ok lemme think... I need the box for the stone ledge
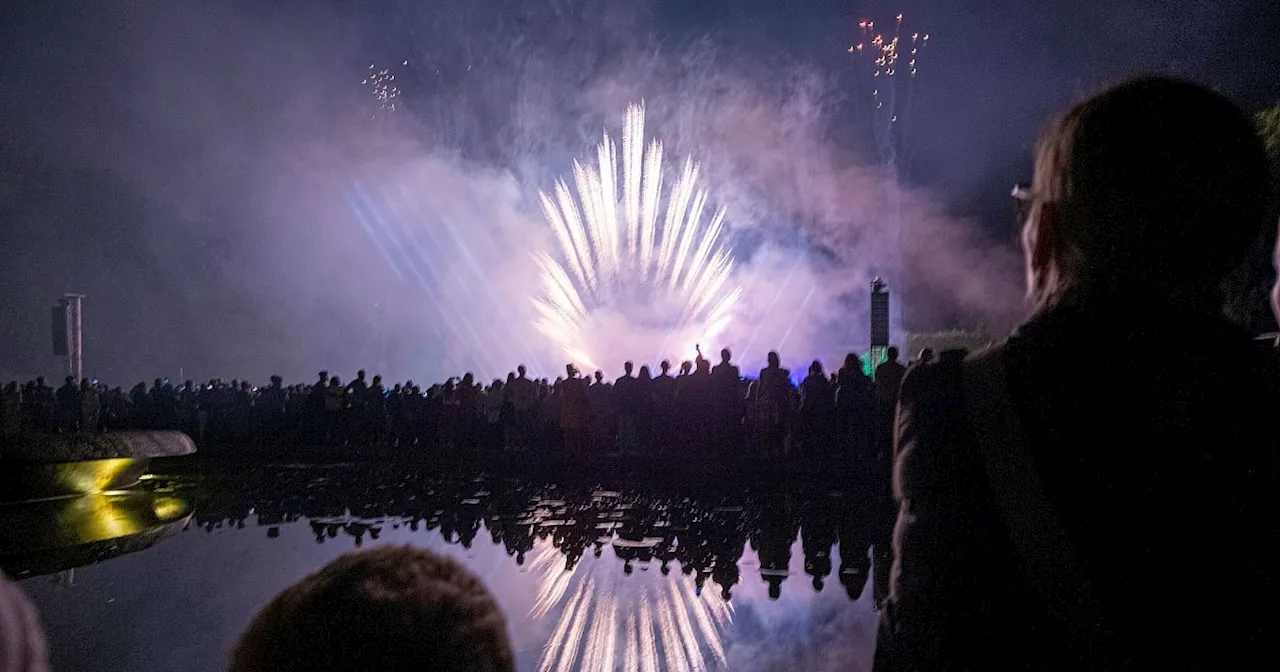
[0,431,196,464]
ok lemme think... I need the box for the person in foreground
[231,546,514,672]
[875,76,1278,670]
[0,573,50,672]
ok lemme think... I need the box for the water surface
[17,464,884,671]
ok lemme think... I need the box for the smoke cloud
[290,19,1024,381]
[0,0,1025,384]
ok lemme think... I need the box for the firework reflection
[533,541,734,671]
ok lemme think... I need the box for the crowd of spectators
[0,346,940,465]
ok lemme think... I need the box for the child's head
[231,546,513,672]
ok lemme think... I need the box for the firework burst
[362,61,405,114]
[847,13,929,173]
[534,102,741,370]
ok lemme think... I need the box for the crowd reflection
[177,465,892,604]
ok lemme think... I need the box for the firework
[534,102,741,370]
[849,14,928,80]
[362,62,404,115]
[847,13,929,172]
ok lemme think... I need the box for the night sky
[2,0,1277,383]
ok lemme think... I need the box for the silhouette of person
[367,375,388,444]
[635,365,655,449]
[836,353,874,470]
[307,371,328,444]
[455,373,481,451]
[681,356,713,457]
[878,77,1280,671]
[539,378,562,451]
[505,365,537,451]
[55,376,79,432]
[347,370,369,405]
[674,359,695,451]
[588,370,616,452]
[756,352,793,458]
[613,362,640,453]
[874,347,905,406]
[711,348,743,454]
[559,364,590,455]
[872,346,906,478]
[79,378,101,433]
[650,360,678,450]
[323,376,345,444]
[32,377,54,432]
[798,361,835,460]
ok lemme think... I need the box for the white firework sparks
[531,543,734,672]
[535,102,741,370]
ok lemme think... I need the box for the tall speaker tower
[868,278,890,372]
[52,294,85,381]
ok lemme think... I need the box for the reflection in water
[177,465,890,611]
[530,544,733,671]
[20,464,889,672]
[0,490,193,578]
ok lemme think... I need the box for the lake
[15,462,887,671]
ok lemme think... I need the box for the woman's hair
[1029,76,1269,310]
[230,546,514,672]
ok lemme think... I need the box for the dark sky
[1,0,1277,383]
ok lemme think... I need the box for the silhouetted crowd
[1,346,945,470]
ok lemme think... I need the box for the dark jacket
[878,295,1278,670]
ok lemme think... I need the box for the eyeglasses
[1011,183,1044,230]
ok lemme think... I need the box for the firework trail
[534,102,741,370]
[848,13,929,176]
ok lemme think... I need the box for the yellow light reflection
[1,491,191,554]
[151,496,188,520]
[1,490,193,579]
